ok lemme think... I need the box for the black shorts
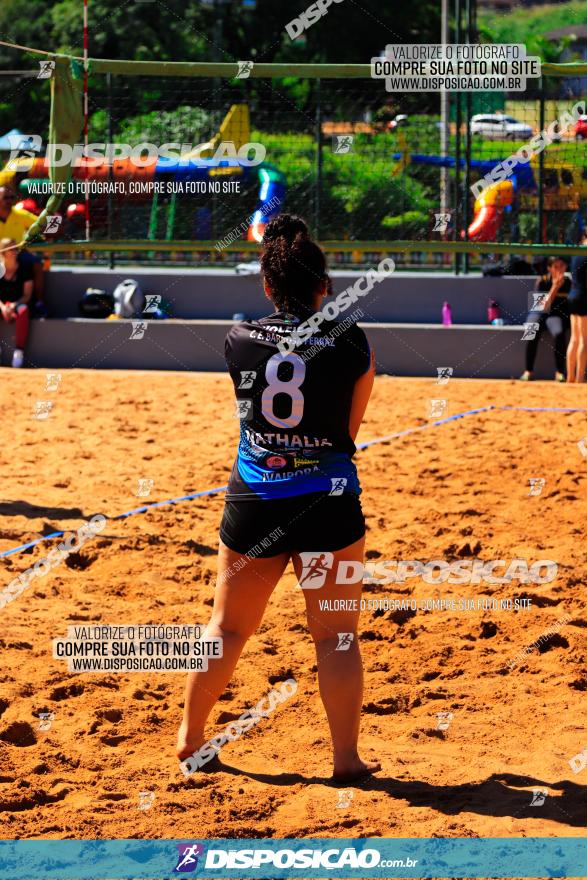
[220,492,365,557]
[568,296,587,317]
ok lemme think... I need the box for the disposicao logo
[174,843,205,873]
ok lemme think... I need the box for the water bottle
[488,299,500,323]
[442,301,452,326]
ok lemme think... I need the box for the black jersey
[225,310,371,500]
[0,259,33,303]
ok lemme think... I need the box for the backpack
[78,288,114,318]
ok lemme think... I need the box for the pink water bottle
[442,301,452,326]
[488,299,500,323]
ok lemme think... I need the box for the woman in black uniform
[520,256,570,382]
[177,215,380,782]
[567,231,587,383]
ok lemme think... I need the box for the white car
[470,114,533,140]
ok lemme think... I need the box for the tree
[0,0,441,138]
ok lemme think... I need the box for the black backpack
[78,288,114,318]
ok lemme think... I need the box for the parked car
[575,115,587,139]
[470,114,533,140]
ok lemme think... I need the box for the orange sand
[0,370,585,840]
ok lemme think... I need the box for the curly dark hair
[260,213,331,313]
[261,213,309,243]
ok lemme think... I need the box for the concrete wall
[0,318,558,379]
[0,268,555,378]
[45,267,536,324]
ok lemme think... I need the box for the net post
[440,0,450,238]
[463,0,474,274]
[83,0,90,243]
[315,77,322,239]
[107,70,115,270]
[453,0,462,275]
[537,77,545,245]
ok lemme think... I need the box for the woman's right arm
[542,273,563,312]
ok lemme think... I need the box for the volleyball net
[0,51,586,269]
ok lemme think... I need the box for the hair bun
[260,214,330,313]
[262,214,309,245]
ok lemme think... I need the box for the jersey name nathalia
[224,310,371,501]
[244,428,332,448]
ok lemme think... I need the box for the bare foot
[332,756,381,784]
[176,720,205,763]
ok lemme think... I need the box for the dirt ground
[0,370,585,841]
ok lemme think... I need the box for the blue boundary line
[1,404,585,561]
[0,486,229,559]
[356,405,495,450]
[501,405,587,413]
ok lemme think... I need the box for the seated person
[520,255,570,382]
[0,185,46,312]
[0,238,33,367]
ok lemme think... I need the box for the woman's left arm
[349,348,376,443]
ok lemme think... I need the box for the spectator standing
[567,232,587,383]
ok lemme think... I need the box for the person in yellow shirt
[0,185,46,311]
[0,188,37,239]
